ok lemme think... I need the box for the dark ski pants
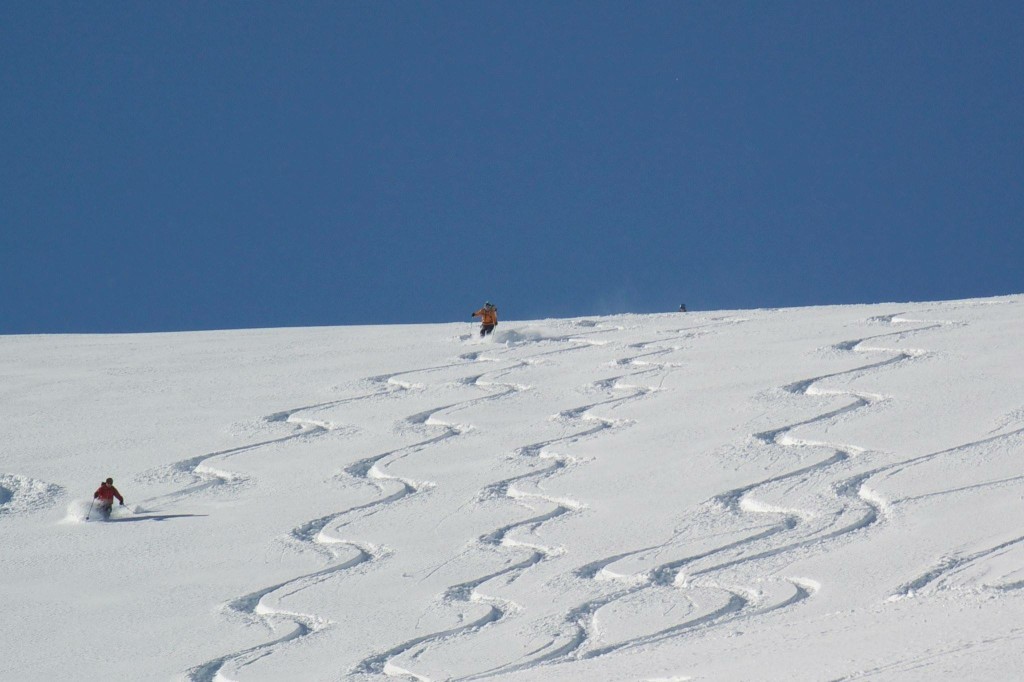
[480,324,495,337]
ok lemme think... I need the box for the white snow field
[2,296,1023,682]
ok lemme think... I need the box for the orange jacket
[473,306,498,326]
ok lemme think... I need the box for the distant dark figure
[679,303,687,312]
[472,302,498,337]
[93,477,125,519]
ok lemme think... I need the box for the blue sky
[2,2,1021,333]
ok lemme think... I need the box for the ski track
[186,325,626,680]
[182,359,500,680]
[457,313,961,678]
[886,430,1024,601]
[153,356,505,507]
[371,320,741,680]
[826,626,1024,682]
[180,310,997,680]
[353,324,661,678]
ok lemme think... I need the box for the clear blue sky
[2,2,1021,333]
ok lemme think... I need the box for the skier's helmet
[106,477,113,484]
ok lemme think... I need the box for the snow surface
[2,296,1024,681]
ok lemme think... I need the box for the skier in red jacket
[93,478,125,519]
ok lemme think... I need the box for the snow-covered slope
[2,296,1023,681]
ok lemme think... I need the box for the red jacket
[94,482,123,505]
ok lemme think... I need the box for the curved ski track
[185,326,629,681]
[455,313,962,678]
[885,425,1024,600]
[181,358,516,681]
[362,322,747,680]
[352,324,675,677]
[180,311,989,680]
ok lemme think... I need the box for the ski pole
[86,499,95,521]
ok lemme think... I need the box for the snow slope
[2,296,1023,681]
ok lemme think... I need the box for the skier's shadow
[104,513,208,523]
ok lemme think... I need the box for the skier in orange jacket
[472,302,498,337]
